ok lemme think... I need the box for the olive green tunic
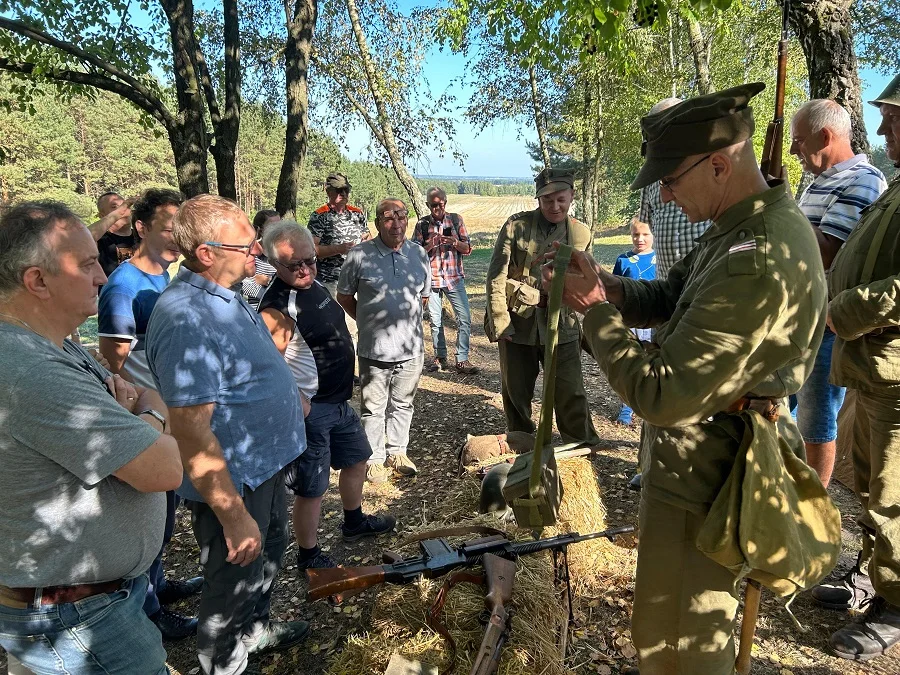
[829,174,900,606]
[485,210,599,445]
[582,184,826,674]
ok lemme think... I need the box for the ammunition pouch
[505,278,541,319]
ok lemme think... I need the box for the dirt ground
[3,233,899,675]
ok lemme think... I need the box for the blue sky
[340,49,894,178]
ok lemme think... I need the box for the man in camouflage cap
[307,173,371,340]
[822,73,900,662]
[546,83,827,673]
[484,168,600,448]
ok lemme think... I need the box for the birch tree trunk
[529,61,552,169]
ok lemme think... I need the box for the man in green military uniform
[485,169,599,447]
[545,84,827,673]
[823,74,900,661]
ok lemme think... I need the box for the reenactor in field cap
[821,74,900,662]
[545,83,833,673]
[484,167,600,449]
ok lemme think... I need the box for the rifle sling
[394,525,508,550]
[426,570,485,675]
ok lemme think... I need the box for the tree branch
[311,54,387,147]
[0,57,173,130]
[0,15,173,127]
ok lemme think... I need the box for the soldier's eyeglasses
[273,256,317,273]
[659,154,712,191]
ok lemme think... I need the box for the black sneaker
[296,550,337,571]
[812,563,875,611]
[246,621,311,655]
[157,576,203,605]
[830,596,900,661]
[342,513,397,542]
[151,607,198,640]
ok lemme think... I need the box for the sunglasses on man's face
[273,256,317,273]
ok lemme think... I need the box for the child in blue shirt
[612,218,656,425]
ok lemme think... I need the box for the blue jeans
[791,328,846,443]
[0,575,169,674]
[428,281,472,361]
[143,490,179,618]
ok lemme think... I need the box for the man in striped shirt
[789,99,887,494]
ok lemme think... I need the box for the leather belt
[0,579,124,609]
[725,396,781,422]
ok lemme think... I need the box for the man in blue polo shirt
[146,195,308,675]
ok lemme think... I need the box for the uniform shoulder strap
[861,192,900,284]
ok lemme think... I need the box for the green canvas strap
[528,243,574,498]
[861,192,900,284]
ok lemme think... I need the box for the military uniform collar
[536,211,566,231]
[373,236,410,257]
[698,181,788,241]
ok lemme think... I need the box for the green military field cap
[631,82,766,190]
[325,172,351,190]
[869,74,900,107]
[534,167,575,197]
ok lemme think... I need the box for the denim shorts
[792,329,846,443]
[0,574,168,674]
[284,400,372,498]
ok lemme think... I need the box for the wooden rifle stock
[760,0,790,180]
[305,565,386,601]
[470,554,516,675]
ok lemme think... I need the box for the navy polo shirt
[145,266,305,502]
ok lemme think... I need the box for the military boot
[812,555,875,611]
[829,596,900,661]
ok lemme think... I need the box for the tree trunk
[788,0,870,155]
[686,13,711,94]
[529,61,552,169]
[592,75,603,230]
[276,0,317,219]
[668,16,678,97]
[159,0,210,196]
[344,0,426,218]
[581,78,594,230]
[207,0,241,200]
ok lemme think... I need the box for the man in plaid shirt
[413,187,479,375]
[639,98,712,280]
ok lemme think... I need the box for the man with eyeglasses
[545,83,828,673]
[146,195,309,675]
[413,187,479,375]
[257,221,396,570]
[485,167,600,450]
[307,173,371,341]
[336,198,431,484]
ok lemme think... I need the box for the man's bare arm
[99,337,133,375]
[337,292,358,320]
[87,203,132,241]
[112,434,182,493]
[168,403,262,566]
[814,228,843,271]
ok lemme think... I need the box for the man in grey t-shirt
[0,201,182,675]
[337,198,431,483]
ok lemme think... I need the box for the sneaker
[615,412,633,426]
[424,358,440,373]
[366,462,391,484]
[342,513,397,542]
[157,576,203,605]
[830,596,900,661]
[627,473,642,491]
[812,562,875,611]
[246,621,311,655]
[151,607,198,640]
[455,360,479,375]
[386,453,418,476]
[296,550,337,570]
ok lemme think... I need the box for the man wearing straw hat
[545,83,828,673]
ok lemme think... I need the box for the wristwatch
[138,409,167,433]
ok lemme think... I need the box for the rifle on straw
[736,5,790,675]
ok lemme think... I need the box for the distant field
[448,194,537,246]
